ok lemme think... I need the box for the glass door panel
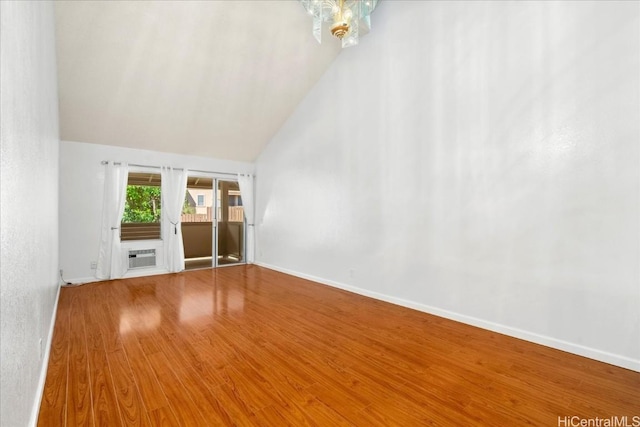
[217,180,244,265]
[182,177,214,270]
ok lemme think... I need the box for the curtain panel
[96,161,129,280]
[161,166,188,273]
[237,174,255,264]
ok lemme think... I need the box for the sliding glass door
[182,177,245,270]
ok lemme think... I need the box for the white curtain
[237,174,255,263]
[96,161,129,280]
[161,166,188,272]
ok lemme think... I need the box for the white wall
[256,1,639,370]
[0,2,61,426]
[59,140,254,282]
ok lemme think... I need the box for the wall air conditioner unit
[128,249,156,269]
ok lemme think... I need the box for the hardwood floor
[38,265,639,426]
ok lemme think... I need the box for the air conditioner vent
[128,249,156,269]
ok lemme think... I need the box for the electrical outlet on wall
[90,261,97,270]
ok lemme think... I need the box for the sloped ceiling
[54,1,342,162]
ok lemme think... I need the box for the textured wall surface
[256,1,639,369]
[0,1,60,425]
[59,140,254,282]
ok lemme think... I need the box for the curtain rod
[100,160,245,177]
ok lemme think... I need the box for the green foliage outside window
[182,198,195,215]
[122,186,161,223]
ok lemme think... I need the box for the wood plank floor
[38,265,640,426]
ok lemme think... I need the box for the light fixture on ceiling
[299,0,379,48]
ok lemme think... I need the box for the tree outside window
[122,185,161,223]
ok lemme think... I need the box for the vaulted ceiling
[54,1,342,162]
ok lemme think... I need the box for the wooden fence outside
[181,206,244,223]
[181,213,211,223]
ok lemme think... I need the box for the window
[197,194,205,207]
[121,172,162,241]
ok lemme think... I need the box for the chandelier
[298,0,379,48]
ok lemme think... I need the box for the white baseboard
[29,283,61,427]
[123,267,171,279]
[66,276,100,285]
[256,262,640,373]
[67,267,172,285]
